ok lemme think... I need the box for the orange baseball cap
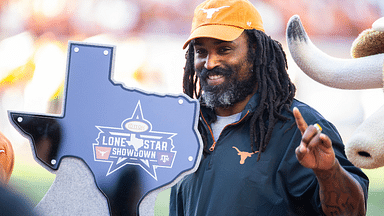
[183,0,265,49]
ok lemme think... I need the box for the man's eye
[219,47,231,53]
[195,49,206,55]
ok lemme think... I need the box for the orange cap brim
[183,25,244,49]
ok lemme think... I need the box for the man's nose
[204,53,220,70]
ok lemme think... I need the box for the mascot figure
[287,15,384,169]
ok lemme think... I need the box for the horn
[286,15,384,90]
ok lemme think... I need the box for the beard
[198,66,257,109]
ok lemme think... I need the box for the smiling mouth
[208,75,223,80]
[207,74,225,85]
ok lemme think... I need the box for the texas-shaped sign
[9,41,202,215]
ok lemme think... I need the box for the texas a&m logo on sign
[93,100,177,180]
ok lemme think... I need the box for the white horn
[286,15,384,90]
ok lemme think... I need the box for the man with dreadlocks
[169,0,368,215]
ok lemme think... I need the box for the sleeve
[325,119,370,208]
[301,105,369,211]
[282,103,369,214]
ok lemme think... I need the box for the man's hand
[293,107,366,215]
[293,107,336,171]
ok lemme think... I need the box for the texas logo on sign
[93,100,177,180]
[9,41,202,215]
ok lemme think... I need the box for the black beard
[198,67,256,109]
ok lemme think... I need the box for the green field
[8,158,384,215]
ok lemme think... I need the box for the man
[170,0,369,215]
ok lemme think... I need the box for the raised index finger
[293,107,308,135]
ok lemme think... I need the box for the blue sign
[9,42,202,215]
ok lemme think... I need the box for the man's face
[193,32,256,109]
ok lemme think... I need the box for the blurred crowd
[1,0,383,40]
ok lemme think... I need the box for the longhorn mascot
[287,15,384,169]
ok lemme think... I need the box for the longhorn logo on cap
[200,6,230,19]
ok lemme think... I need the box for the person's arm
[313,159,365,215]
[293,107,366,215]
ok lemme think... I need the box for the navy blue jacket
[169,93,369,215]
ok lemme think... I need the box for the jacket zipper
[200,110,250,151]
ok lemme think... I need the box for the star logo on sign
[93,100,177,180]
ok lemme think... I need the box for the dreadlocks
[183,29,296,160]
